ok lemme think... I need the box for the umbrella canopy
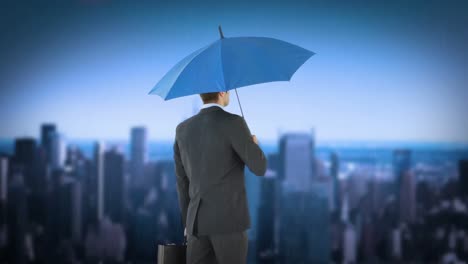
[148,26,314,116]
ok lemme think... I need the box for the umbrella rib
[163,42,217,99]
[218,41,226,91]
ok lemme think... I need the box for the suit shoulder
[177,112,200,127]
[223,111,243,122]
[175,118,190,132]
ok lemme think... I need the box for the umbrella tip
[218,25,224,39]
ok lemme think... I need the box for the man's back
[173,105,267,236]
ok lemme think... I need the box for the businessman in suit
[173,90,267,264]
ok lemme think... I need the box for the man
[173,90,267,264]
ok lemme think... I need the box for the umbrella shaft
[234,88,244,119]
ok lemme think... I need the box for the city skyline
[1,120,468,263]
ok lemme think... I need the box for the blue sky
[1,0,467,143]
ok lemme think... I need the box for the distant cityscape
[1,123,468,263]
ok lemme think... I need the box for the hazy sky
[1,0,467,143]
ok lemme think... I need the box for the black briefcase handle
[157,242,187,264]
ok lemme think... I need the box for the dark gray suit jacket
[173,105,267,236]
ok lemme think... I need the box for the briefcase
[157,243,187,264]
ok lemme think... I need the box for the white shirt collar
[201,103,224,109]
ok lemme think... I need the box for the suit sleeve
[230,116,267,176]
[173,136,190,227]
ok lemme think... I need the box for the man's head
[199,91,230,107]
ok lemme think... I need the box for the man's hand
[252,135,258,145]
[184,227,187,237]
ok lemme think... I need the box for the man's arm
[230,116,267,176]
[173,137,190,228]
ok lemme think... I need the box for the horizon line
[1,137,468,148]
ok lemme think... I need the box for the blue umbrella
[148,26,314,118]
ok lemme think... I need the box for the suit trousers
[186,230,248,264]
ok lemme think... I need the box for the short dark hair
[199,92,220,103]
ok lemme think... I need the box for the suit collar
[199,105,224,114]
[200,102,224,109]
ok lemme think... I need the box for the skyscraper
[104,148,125,224]
[130,127,147,186]
[246,167,262,244]
[347,172,369,211]
[279,189,330,263]
[393,149,411,191]
[278,133,315,191]
[13,138,37,190]
[393,149,413,223]
[7,172,28,264]
[48,168,64,248]
[59,177,82,243]
[267,153,279,172]
[94,141,105,221]
[343,223,357,263]
[0,156,7,204]
[29,142,49,227]
[330,152,341,214]
[459,160,468,197]
[154,159,184,244]
[40,123,56,164]
[256,172,278,263]
[154,159,176,192]
[309,181,331,262]
[14,138,36,166]
[399,170,416,223]
[277,132,329,263]
[50,132,66,170]
[0,156,8,230]
[48,168,83,245]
